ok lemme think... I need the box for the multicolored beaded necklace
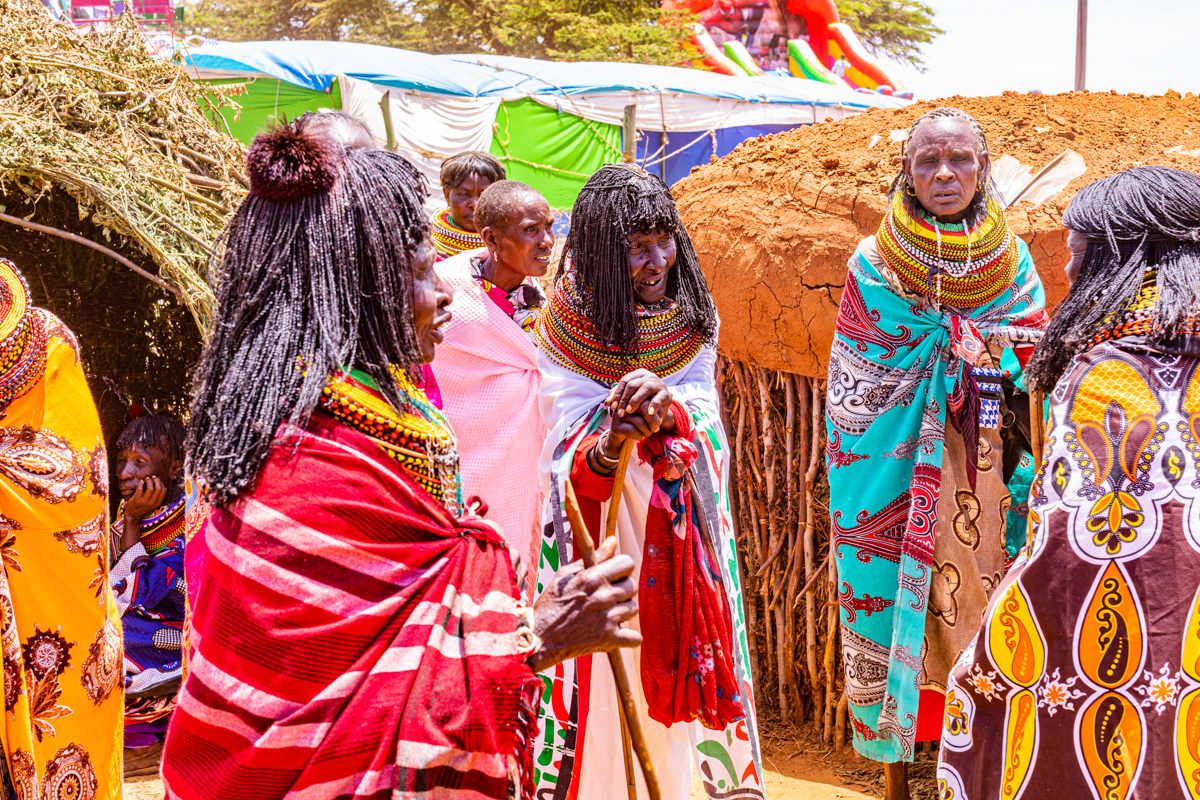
[115,493,187,555]
[317,367,462,515]
[535,255,706,385]
[0,259,48,410]
[431,208,484,258]
[876,193,1018,309]
[1076,270,1200,353]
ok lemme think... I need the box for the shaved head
[475,180,546,232]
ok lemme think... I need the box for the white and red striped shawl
[162,411,540,800]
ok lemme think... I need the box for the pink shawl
[431,249,545,569]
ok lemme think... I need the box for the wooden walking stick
[604,438,636,543]
[563,478,662,800]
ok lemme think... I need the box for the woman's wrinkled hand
[527,537,641,673]
[601,370,676,453]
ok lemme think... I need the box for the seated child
[430,151,506,259]
[111,412,200,752]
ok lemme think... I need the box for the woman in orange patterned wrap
[0,257,122,799]
[938,166,1200,800]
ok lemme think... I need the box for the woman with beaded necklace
[825,107,1049,798]
[533,164,762,800]
[939,166,1200,800]
[162,113,643,800]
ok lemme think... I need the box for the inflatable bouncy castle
[666,0,910,96]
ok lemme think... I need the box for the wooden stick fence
[717,356,846,742]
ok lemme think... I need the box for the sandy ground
[121,720,943,800]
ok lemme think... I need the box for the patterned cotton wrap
[825,227,1046,763]
[938,341,1200,800]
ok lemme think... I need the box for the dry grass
[0,0,249,333]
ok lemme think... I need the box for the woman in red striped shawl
[162,112,641,800]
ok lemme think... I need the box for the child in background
[430,152,506,259]
[111,412,204,771]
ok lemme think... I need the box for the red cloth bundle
[637,405,744,730]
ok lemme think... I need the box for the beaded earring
[905,181,917,198]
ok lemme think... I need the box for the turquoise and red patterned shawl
[825,234,1047,762]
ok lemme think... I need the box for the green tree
[181,0,399,42]
[835,0,942,69]
[182,0,694,65]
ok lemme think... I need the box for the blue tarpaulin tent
[184,41,907,207]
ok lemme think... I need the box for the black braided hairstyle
[1024,166,1200,393]
[563,164,718,355]
[187,114,429,507]
[889,106,1000,228]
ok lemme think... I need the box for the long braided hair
[1024,166,1200,393]
[563,164,718,355]
[187,115,429,506]
[889,107,1000,228]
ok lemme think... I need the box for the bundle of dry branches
[718,356,848,747]
[0,0,248,332]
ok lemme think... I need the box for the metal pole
[1075,0,1088,91]
[622,103,637,164]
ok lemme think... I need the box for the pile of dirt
[674,91,1200,375]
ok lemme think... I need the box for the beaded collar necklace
[1076,271,1200,354]
[876,193,1018,309]
[317,367,462,515]
[0,259,48,410]
[115,493,187,555]
[431,208,484,258]
[534,255,706,385]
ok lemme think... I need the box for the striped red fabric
[162,411,539,800]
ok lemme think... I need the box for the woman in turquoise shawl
[825,107,1049,798]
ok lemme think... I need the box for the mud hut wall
[719,358,845,738]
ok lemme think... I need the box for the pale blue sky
[884,0,1200,99]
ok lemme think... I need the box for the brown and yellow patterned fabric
[0,259,122,800]
[921,417,1011,702]
[939,341,1200,799]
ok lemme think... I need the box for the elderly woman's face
[410,239,453,364]
[628,228,676,305]
[903,117,990,224]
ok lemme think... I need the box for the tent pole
[380,90,398,152]
[622,104,637,164]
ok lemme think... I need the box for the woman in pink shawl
[431,180,554,565]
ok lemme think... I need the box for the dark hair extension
[562,164,718,355]
[888,106,999,228]
[474,180,542,233]
[1025,166,1200,392]
[187,121,430,507]
[440,152,506,190]
[117,413,186,467]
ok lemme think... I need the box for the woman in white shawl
[532,164,762,800]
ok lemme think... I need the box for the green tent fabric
[489,98,621,211]
[201,78,340,144]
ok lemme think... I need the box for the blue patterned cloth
[825,236,1045,762]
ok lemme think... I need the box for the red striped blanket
[161,411,540,800]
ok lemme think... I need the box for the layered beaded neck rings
[318,367,462,515]
[0,259,48,411]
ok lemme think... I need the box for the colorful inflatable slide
[666,0,910,96]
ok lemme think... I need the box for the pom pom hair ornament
[246,125,346,203]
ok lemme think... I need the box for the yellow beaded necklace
[318,367,462,515]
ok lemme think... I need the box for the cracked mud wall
[675,91,1200,376]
